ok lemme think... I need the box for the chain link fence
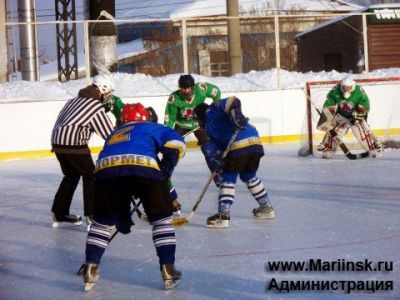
[4,12,400,88]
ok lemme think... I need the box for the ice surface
[0,144,399,299]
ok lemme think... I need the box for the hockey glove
[102,95,114,112]
[116,218,134,235]
[230,108,249,130]
[351,110,367,124]
[159,159,175,180]
[210,154,224,175]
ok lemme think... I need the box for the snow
[6,0,362,63]
[1,2,399,297]
[2,68,400,102]
[0,144,399,299]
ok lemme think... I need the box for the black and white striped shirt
[51,96,114,146]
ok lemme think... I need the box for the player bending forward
[165,74,224,187]
[317,75,383,158]
[78,103,186,291]
[193,96,275,228]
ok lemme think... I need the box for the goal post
[299,76,400,156]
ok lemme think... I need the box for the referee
[51,76,114,227]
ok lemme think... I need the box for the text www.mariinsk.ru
[266,259,393,272]
[265,259,394,294]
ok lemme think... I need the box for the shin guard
[85,219,114,264]
[150,215,176,265]
[246,177,269,206]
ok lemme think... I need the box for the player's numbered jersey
[164,82,221,129]
[206,97,264,158]
[95,122,185,180]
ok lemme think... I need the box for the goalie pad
[316,107,335,132]
[350,120,383,157]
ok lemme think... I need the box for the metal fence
[4,12,399,88]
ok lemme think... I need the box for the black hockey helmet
[193,103,209,128]
[146,106,158,123]
[178,74,195,88]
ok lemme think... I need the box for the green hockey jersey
[164,82,221,129]
[323,85,370,119]
[103,95,125,127]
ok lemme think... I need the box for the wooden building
[295,4,400,73]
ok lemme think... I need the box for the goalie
[317,76,383,158]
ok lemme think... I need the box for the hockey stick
[302,88,369,160]
[327,129,369,160]
[131,197,148,221]
[172,129,240,226]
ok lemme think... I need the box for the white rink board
[0,86,398,153]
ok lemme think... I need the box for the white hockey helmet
[93,74,115,95]
[340,75,355,98]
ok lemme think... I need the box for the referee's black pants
[51,152,95,217]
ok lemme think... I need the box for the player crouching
[317,76,383,159]
[78,103,186,291]
[193,96,275,228]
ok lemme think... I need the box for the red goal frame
[304,76,400,155]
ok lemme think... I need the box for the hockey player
[317,75,383,158]
[164,74,223,187]
[92,74,125,127]
[51,80,114,227]
[193,96,275,228]
[78,103,185,291]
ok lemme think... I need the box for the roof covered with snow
[295,3,400,40]
[116,0,361,20]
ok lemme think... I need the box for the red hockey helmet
[121,103,149,124]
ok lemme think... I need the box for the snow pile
[1,68,400,102]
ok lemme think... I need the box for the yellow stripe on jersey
[229,137,262,151]
[95,154,160,172]
[224,96,237,114]
[164,140,186,160]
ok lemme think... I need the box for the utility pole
[55,0,79,82]
[0,0,8,83]
[18,0,38,81]
[227,0,242,75]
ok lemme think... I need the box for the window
[210,51,229,77]
[118,63,136,74]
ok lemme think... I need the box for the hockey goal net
[299,77,400,156]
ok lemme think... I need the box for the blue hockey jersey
[95,121,186,180]
[205,97,264,157]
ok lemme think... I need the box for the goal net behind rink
[298,77,400,157]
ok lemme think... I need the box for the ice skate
[52,213,82,228]
[77,263,100,292]
[317,144,334,159]
[369,143,383,158]
[253,204,275,219]
[86,216,93,232]
[161,264,181,290]
[206,213,230,228]
[172,199,181,216]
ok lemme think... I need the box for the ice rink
[0,144,399,300]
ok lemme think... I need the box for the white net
[299,77,400,156]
